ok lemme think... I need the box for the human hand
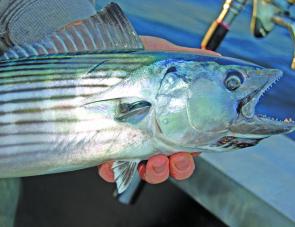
[140,35,219,55]
[98,36,218,184]
[98,152,200,184]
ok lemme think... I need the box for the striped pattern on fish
[0,52,157,177]
[0,2,294,195]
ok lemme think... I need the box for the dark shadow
[15,168,226,227]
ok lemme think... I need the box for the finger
[143,155,169,184]
[169,152,195,180]
[98,161,115,183]
[140,35,220,56]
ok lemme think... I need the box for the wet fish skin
[0,52,156,178]
[0,51,294,179]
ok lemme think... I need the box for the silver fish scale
[0,53,155,178]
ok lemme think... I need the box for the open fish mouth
[232,69,295,137]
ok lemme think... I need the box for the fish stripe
[0,63,145,74]
[0,119,80,126]
[0,64,93,73]
[0,88,106,104]
[0,75,122,86]
[0,130,104,137]
[0,77,115,89]
[1,99,80,112]
[0,128,121,153]
[0,106,75,115]
[0,94,93,104]
[0,70,129,81]
[0,53,151,65]
[0,56,153,69]
[0,122,120,134]
[0,59,149,70]
[0,142,52,148]
[0,84,109,95]
[1,114,93,125]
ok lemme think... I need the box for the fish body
[0,3,294,193]
[0,52,156,177]
[0,51,294,179]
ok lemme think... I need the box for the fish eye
[224,70,244,91]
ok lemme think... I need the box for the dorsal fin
[1,3,143,60]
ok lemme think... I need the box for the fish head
[154,58,295,151]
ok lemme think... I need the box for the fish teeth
[284,118,294,123]
[260,115,295,123]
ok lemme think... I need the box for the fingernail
[175,157,189,171]
[152,159,168,174]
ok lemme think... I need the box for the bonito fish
[0,3,294,193]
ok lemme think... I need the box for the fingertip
[144,155,169,184]
[98,162,115,183]
[148,155,169,174]
[169,153,195,180]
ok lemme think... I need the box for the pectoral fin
[115,101,151,124]
[112,160,141,194]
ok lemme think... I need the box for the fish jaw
[237,68,282,118]
[231,68,295,137]
[230,115,295,139]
